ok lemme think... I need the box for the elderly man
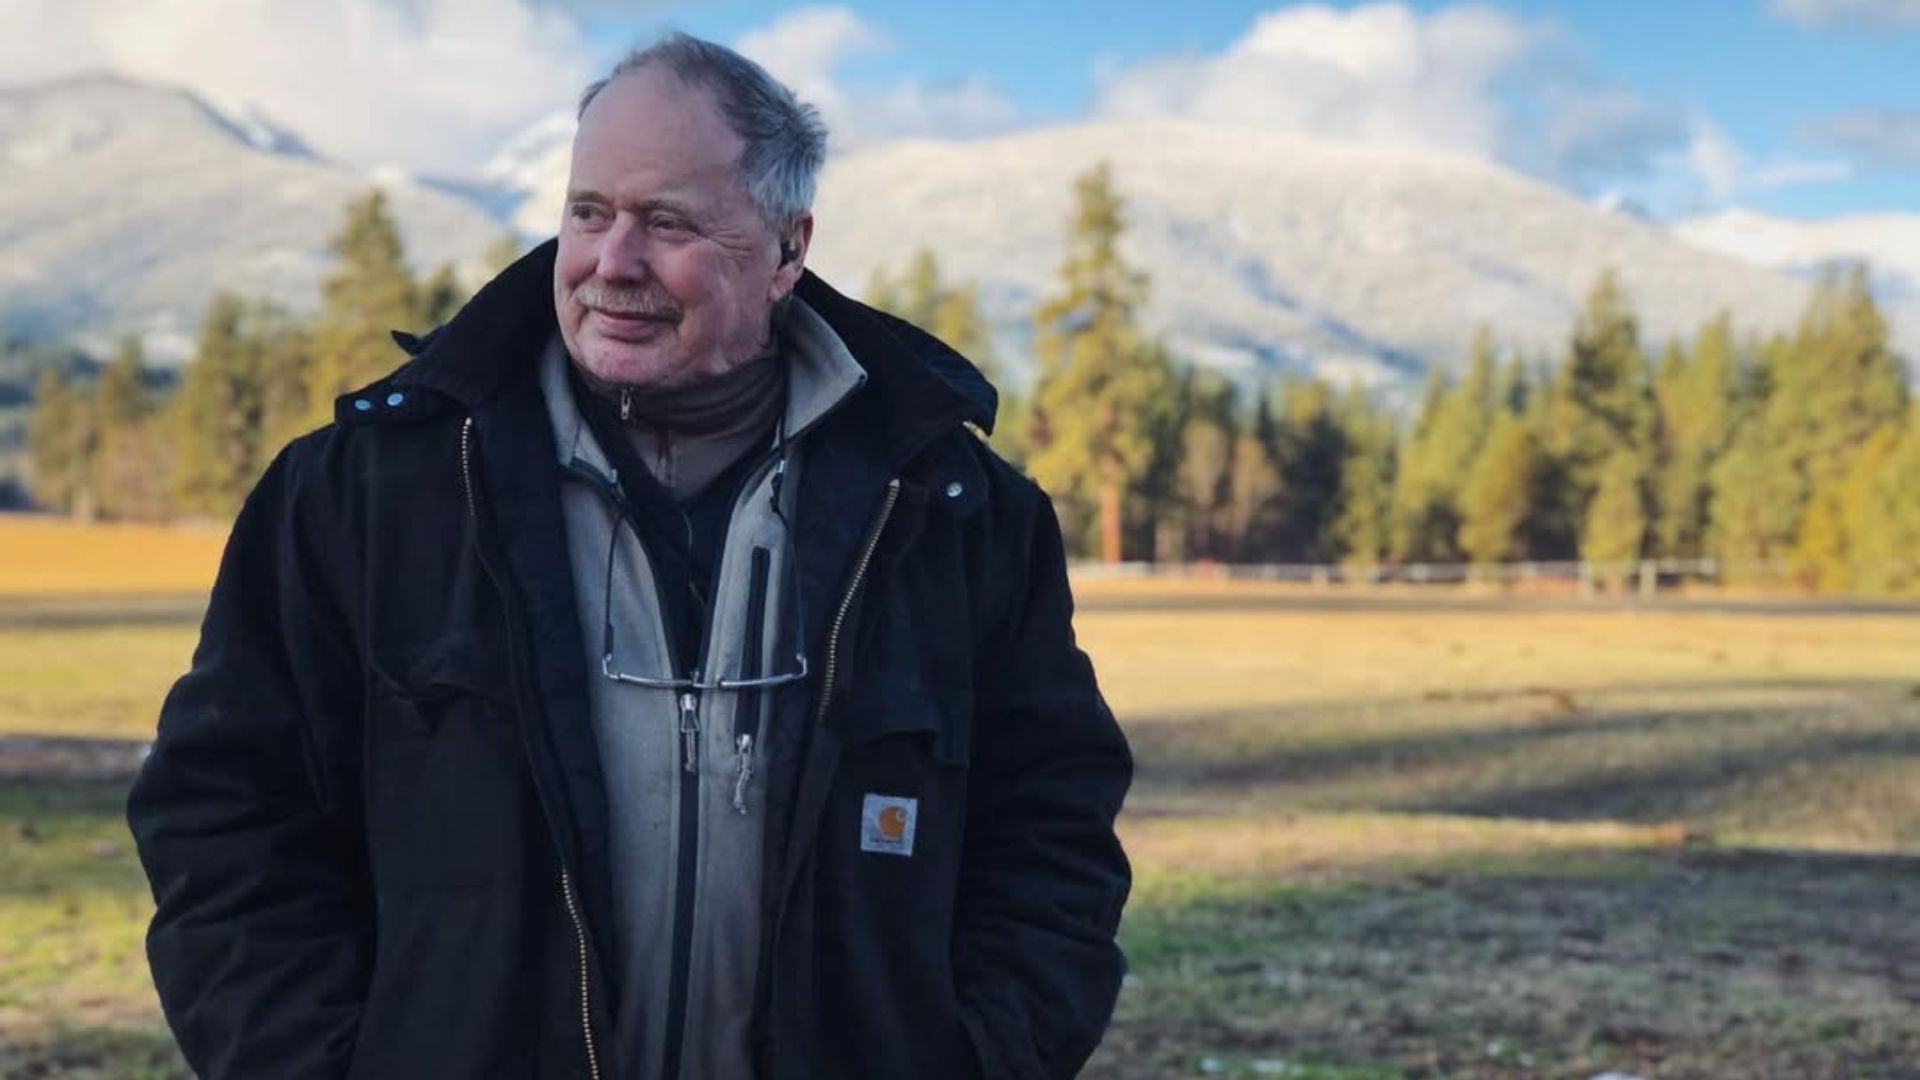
[129,32,1131,1080]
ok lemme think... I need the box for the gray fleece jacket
[540,299,866,1079]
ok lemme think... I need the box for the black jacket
[128,242,1133,1079]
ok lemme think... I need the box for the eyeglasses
[599,451,811,693]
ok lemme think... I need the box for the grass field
[2,560,1918,1077]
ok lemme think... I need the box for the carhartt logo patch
[860,794,917,857]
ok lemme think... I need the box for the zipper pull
[678,691,700,774]
[620,387,633,423]
[732,733,755,815]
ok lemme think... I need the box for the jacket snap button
[944,482,964,499]
[386,392,405,407]
[353,399,372,412]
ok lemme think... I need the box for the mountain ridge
[2,74,1900,386]
[0,75,505,363]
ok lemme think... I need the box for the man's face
[555,65,810,389]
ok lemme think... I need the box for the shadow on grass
[0,593,208,630]
[0,1023,186,1079]
[1094,846,1920,1080]
[1127,680,1920,844]
[0,777,147,898]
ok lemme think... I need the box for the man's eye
[568,204,608,226]
[650,216,693,236]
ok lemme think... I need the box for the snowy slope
[1674,209,1920,362]
[479,109,575,239]
[795,122,1816,385]
[0,74,507,363]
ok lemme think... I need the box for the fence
[1070,557,1798,598]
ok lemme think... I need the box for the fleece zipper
[559,452,708,1080]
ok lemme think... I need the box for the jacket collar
[375,238,997,466]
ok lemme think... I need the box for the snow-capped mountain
[0,74,507,363]
[1,74,1879,387]
[479,109,575,239]
[1673,209,1920,359]
[795,122,1824,385]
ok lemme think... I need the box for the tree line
[864,164,1916,594]
[27,193,514,521]
[22,169,1920,594]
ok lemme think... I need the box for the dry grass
[0,515,227,597]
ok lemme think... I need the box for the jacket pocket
[365,634,529,892]
[830,584,973,768]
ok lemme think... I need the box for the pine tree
[91,337,171,520]
[420,264,466,327]
[1330,386,1396,566]
[1839,421,1918,594]
[254,305,316,460]
[931,282,996,381]
[1652,314,1740,558]
[1582,448,1650,567]
[1756,266,1909,543]
[898,249,942,327]
[1391,367,1450,559]
[174,294,268,518]
[1539,272,1656,553]
[1392,327,1498,561]
[1225,392,1284,561]
[1709,421,1796,573]
[1458,411,1537,564]
[25,368,96,517]
[305,190,424,426]
[1791,486,1850,592]
[1175,374,1236,560]
[1026,163,1174,562]
[864,266,900,318]
[1268,375,1348,562]
[865,248,997,380]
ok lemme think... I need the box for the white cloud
[1091,2,1692,192]
[0,0,596,175]
[1096,4,1534,161]
[1746,157,1855,188]
[1688,123,1746,201]
[732,5,1020,146]
[1767,0,1920,27]
[733,5,887,113]
[1803,109,1920,171]
[855,78,1022,141]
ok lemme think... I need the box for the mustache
[574,280,682,320]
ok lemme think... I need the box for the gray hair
[579,32,828,232]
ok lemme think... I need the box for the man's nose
[594,214,652,284]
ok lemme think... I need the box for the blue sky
[4,0,1914,220]
[572,0,1920,219]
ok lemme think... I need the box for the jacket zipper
[813,479,903,726]
[560,869,604,1080]
[463,417,604,1080]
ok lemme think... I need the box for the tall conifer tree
[1026,163,1173,562]
[305,191,424,425]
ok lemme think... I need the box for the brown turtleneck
[571,342,788,502]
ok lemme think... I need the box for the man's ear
[770,213,814,302]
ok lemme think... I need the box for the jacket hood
[351,239,998,459]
